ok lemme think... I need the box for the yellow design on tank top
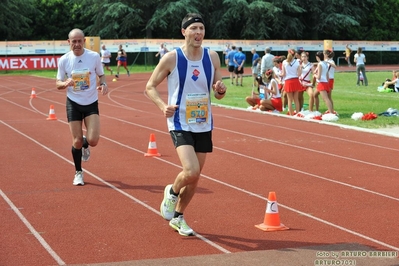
[185,92,209,124]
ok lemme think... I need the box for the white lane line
[216,127,399,172]
[0,189,66,265]
[0,120,231,255]
[3,120,398,252]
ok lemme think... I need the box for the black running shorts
[170,130,213,153]
[66,97,99,122]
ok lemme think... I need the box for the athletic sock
[170,186,179,197]
[72,146,82,171]
[83,137,89,149]
[174,211,183,218]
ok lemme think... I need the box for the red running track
[0,71,398,266]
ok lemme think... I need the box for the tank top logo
[192,69,200,81]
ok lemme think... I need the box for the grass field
[219,71,399,129]
[1,67,399,129]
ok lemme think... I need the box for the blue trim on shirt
[202,48,212,92]
[202,48,213,129]
[174,48,187,130]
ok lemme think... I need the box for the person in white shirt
[299,51,314,111]
[313,51,334,114]
[354,47,368,86]
[100,44,113,74]
[260,47,274,78]
[155,43,169,61]
[56,28,108,186]
[281,49,301,115]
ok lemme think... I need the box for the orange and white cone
[144,133,161,157]
[255,191,289,231]
[30,88,37,98]
[46,105,57,121]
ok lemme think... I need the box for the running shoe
[169,215,194,236]
[81,136,90,162]
[127,70,130,77]
[160,184,178,220]
[73,171,84,186]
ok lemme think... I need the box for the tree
[0,0,393,41]
[146,0,202,39]
[31,0,78,41]
[296,0,377,40]
[72,0,144,39]
[354,0,399,41]
[0,0,38,40]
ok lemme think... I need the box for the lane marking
[2,119,399,253]
[0,120,231,255]
[0,189,66,265]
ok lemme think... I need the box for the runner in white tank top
[145,13,227,237]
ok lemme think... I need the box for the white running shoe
[160,184,178,221]
[81,136,90,162]
[73,171,84,186]
[169,215,194,236]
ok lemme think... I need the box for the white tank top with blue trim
[166,47,215,132]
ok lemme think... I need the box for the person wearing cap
[145,13,227,237]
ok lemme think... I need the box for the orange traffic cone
[46,105,57,120]
[144,133,161,157]
[30,88,37,98]
[255,191,289,231]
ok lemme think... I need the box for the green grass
[2,68,399,129]
[219,71,399,129]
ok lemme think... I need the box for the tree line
[1,0,399,42]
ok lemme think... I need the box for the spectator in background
[281,49,301,115]
[260,47,274,78]
[115,44,130,78]
[344,44,353,67]
[155,43,169,61]
[251,48,260,86]
[100,44,113,75]
[223,44,231,66]
[382,70,399,92]
[246,75,266,110]
[259,69,282,112]
[359,71,364,85]
[233,47,246,86]
[272,56,286,110]
[325,49,336,110]
[299,51,314,111]
[354,47,368,86]
[226,45,237,85]
[313,51,334,114]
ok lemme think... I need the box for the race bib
[186,93,208,124]
[71,68,90,91]
[259,85,266,100]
